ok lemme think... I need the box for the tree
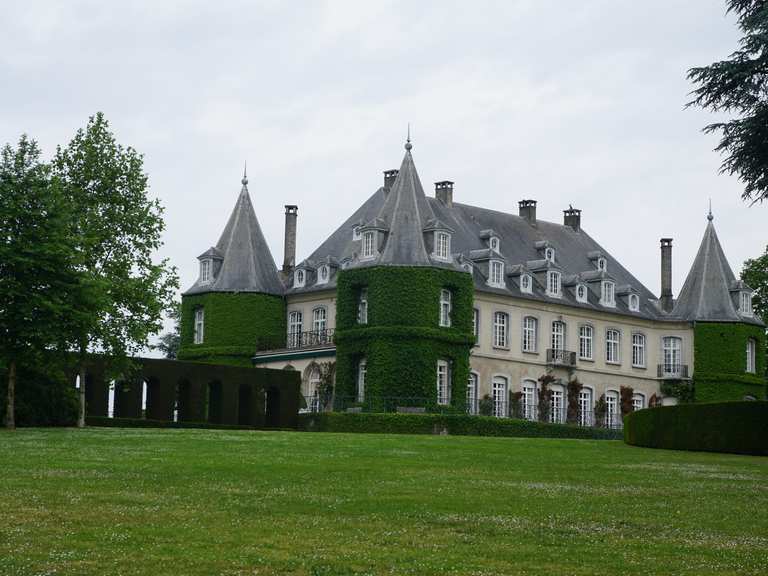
[742,246,768,375]
[153,302,181,359]
[53,113,178,426]
[687,1,768,203]
[0,136,87,429]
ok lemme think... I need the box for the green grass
[1,429,766,575]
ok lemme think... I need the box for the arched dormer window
[600,280,615,307]
[740,291,753,316]
[434,231,451,260]
[545,247,555,263]
[629,293,640,312]
[317,265,329,285]
[488,260,505,288]
[490,236,500,253]
[576,284,588,303]
[546,271,561,298]
[597,257,607,271]
[520,274,532,294]
[294,269,306,288]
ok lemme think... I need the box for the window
[200,260,211,283]
[606,329,620,364]
[551,321,566,352]
[662,336,682,375]
[550,385,564,423]
[308,367,321,412]
[547,271,561,297]
[746,338,756,374]
[472,308,479,344]
[313,308,327,343]
[741,292,753,316]
[522,316,538,352]
[357,288,368,324]
[629,294,640,312]
[288,310,303,348]
[493,312,509,348]
[490,237,500,252]
[597,257,607,271]
[357,359,367,402]
[605,391,619,428]
[520,274,532,294]
[436,360,451,405]
[362,231,376,258]
[318,266,329,284]
[576,284,588,303]
[439,289,452,327]
[631,333,646,368]
[601,280,615,307]
[294,269,305,288]
[193,308,204,344]
[632,393,645,412]
[467,373,478,415]
[492,376,508,418]
[579,325,593,360]
[435,232,451,260]
[545,247,555,262]
[522,380,537,420]
[489,260,505,287]
[353,225,361,240]
[578,388,593,426]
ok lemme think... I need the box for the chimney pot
[563,207,581,231]
[660,238,673,312]
[435,180,454,207]
[519,199,537,224]
[282,205,298,274]
[383,169,399,190]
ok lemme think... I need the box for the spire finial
[405,123,412,151]
[242,161,248,186]
[707,198,713,221]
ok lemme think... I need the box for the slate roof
[671,216,762,325]
[184,177,284,296]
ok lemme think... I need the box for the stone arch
[206,380,224,424]
[265,386,281,427]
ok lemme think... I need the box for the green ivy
[178,292,285,366]
[693,322,766,401]
[335,266,474,412]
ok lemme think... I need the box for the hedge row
[298,412,622,440]
[624,401,768,456]
[86,416,260,431]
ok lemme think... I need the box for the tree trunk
[5,360,16,430]
[78,362,86,428]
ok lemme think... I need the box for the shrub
[0,367,78,427]
[298,412,622,440]
[86,416,261,430]
[623,401,768,456]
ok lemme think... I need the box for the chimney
[563,207,581,231]
[283,205,298,274]
[384,169,399,190]
[519,200,537,224]
[435,181,454,207]
[660,238,673,312]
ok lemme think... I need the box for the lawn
[0,429,766,576]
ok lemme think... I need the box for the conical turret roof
[184,174,284,296]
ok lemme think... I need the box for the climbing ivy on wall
[335,266,474,412]
[693,322,766,401]
[178,292,286,367]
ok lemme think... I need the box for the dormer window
[317,265,329,284]
[576,284,588,303]
[520,274,532,294]
[490,237,500,253]
[200,259,212,284]
[294,269,306,288]
[488,260,505,288]
[362,231,376,259]
[547,271,561,298]
[435,231,451,260]
[597,257,607,271]
[353,225,362,240]
[629,294,640,312]
[545,247,555,263]
[601,280,616,307]
[740,291,753,316]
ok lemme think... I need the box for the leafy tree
[153,302,181,359]
[0,136,87,429]
[53,113,178,426]
[687,1,768,203]
[742,246,768,374]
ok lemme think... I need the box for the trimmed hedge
[624,401,768,456]
[86,416,261,430]
[0,367,78,427]
[298,412,622,440]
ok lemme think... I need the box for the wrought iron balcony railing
[546,348,577,367]
[657,364,689,379]
[255,329,335,353]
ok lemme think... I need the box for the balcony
[255,329,335,353]
[657,364,689,379]
[546,349,577,368]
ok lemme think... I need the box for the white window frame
[606,329,621,364]
[312,307,327,334]
[631,333,646,368]
[520,274,532,294]
[549,384,564,424]
[490,236,500,253]
[362,231,376,259]
[597,257,607,271]
[439,289,452,328]
[605,390,619,428]
[357,287,368,324]
[547,271,562,298]
[578,388,593,426]
[522,316,538,353]
[357,359,367,402]
[317,265,329,285]
[545,247,555,263]
[308,367,321,412]
[467,372,478,415]
[294,269,306,288]
[576,284,588,303]
[436,360,451,406]
[522,379,537,420]
[746,338,756,374]
[662,336,683,375]
[632,393,645,412]
[492,376,508,418]
[488,260,505,288]
[435,231,451,260]
[601,280,616,307]
[579,325,593,360]
[472,308,479,344]
[493,311,509,348]
[629,294,640,312]
[288,310,303,347]
[193,308,204,344]
[741,291,753,316]
[551,320,566,352]
[200,259,212,284]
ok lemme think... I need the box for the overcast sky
[2,1,766,329]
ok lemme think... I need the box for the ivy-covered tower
[334,139,475,410]
[178,170,286,367]
[672,211,765,401]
